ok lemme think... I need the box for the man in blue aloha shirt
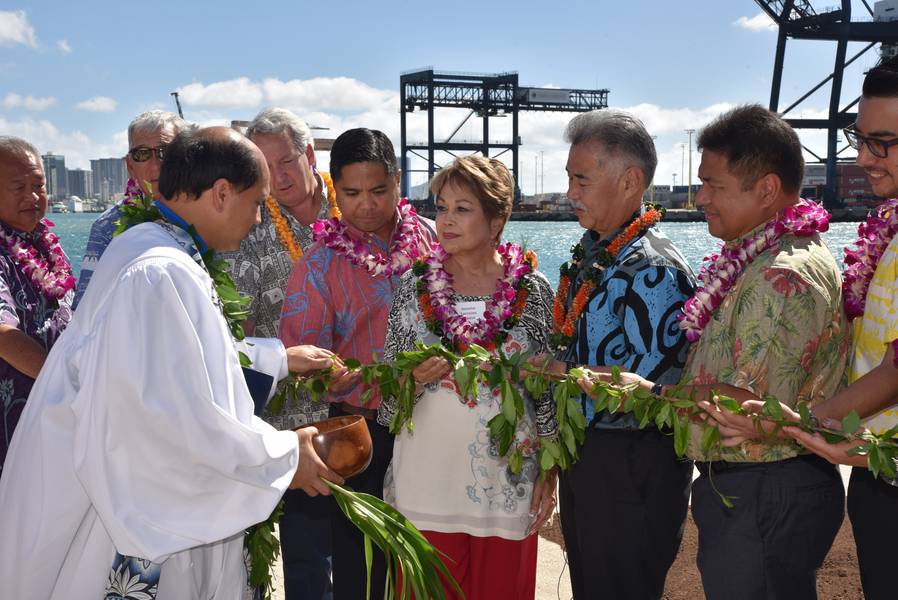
[539,109,696,600]
[73,110,189,308]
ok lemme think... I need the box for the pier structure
[399,69,609,201]
[755,0,898,208]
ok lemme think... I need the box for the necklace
[551,206,664,351]
[268,171,342,262]
[312,199,426,277]
[414,243,536,353]
[678,198,831,342]
[842,198,898,321]
[0,219,75,300]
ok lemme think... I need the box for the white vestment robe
[0,222,300,600]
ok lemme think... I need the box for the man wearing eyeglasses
[73,110,189,307]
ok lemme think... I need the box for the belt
[694,452,827,476]
[335,401,377,420]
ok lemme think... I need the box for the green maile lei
[280,341,898,506]
[114,182,460,600]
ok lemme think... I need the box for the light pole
[680,143,686,192]
[686,129,695,209]
[672,173,677,188]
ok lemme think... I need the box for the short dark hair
[862,55,898,99]
[158,129,261,200]
[698,104,804,194]
[329,128,397,182]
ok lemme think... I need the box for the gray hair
[564,109,657,187]
[0,136,40,163]
[128,110,189,148]
[245,107,314,154]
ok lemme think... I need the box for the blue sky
[0,0,887,192]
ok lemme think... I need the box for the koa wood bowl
[301,415,372,479]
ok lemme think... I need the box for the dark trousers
[847,465,898,600]
[280,487,333,600]
[328,403,394,600]
[559,428,692,600]
[693,454,844,600]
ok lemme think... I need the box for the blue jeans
[279,488,334,600]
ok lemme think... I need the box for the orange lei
[268,171,342,262]
[320,171,342,219]
[551,208,664,348]
[267,196,303,261]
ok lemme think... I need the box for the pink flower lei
[0,218,76,300]
[415,242,535,353]
[679,198,831,342]
[312,199,425,277]
[842,198,898,321]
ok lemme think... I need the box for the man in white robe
[0,127,343,599]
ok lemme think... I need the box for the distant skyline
[0,1,887,193]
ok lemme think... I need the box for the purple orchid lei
[0,218,75,300]
[312,199,426,277]
[679,198,831,342]
[415,242,534,353]
[842,198,898,321]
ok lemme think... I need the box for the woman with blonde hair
[377,155,557,599]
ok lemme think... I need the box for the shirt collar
[155,200,209,254]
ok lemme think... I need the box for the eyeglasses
[128,146,166,162]
[843,125,898,159]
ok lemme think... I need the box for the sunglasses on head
[843,125,898,159]
[128,146,166,162]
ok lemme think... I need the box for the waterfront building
[90,157,127,204]
[41,153,67,201]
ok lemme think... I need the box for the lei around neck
[414,243,536,353]
[678,198,830,342]
[0,218,75,300]
[312,199,426,277]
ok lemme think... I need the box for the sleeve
[278,250,335,350]
[621,265,695,384]
[71,258,299,563]
[74,211,116,309]
[376,272,420,429]
[521,273,559,437]
[0,262,20,328]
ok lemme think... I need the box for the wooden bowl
[302,415,372,479]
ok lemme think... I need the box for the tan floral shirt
[681,224,850,462]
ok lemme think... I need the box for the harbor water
[52,213,862,287]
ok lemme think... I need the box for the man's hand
[698,398,799,446]
[527,354,567,378]
[290,427,345,495]
[527,467,558,535]
[575,368,649,396]
[328,367,362,394]
[285,345,341,375]
[783,426,869,467]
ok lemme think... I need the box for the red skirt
[420,530,537,600]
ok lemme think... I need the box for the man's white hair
[245,107,314,153]
[128,110,189,148]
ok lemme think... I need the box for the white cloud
[177,77,264,109]
[0,116,125,169]
[56,38,72,54]
[733,13,777,32]
[75,96,118,112]
[2,92,56,111]
[0,10,37,47]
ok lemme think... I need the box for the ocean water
[51,213,862,286]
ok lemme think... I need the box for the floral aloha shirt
[681,223,850,462]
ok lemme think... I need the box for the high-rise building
[41,153,67,201]
[90,158,127,203]
[67,168,93,199]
